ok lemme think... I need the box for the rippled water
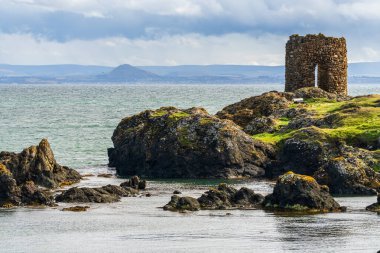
[0,83,380,253]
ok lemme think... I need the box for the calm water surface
[0,84,379,253]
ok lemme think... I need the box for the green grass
[252,95,380,147]
[168,111,190,120]
[151,109,168,117]
[252,131,294,144]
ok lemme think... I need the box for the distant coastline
[1,62,380,84]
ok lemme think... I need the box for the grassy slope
[252,95,380,150]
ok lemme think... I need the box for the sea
[0,83,379,253]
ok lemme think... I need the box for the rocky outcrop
[216,91,292,133]
[197,183,264,210]
[163,183,264,212]
[366,194,380,212]
[0,139,81,188]
[55,184,138,203]
[216,87,348,134]
[263,171,344,212]
[271,128,380,195]
[0,139,80,207]
[108,107,275,179]
[217,89,379,196]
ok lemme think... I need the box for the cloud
[0,33,287,66]
[1,0,380,65]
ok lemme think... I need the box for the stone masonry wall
[285,34,347,95]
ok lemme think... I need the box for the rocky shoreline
[1,87,379,214]
[109,87,380,195]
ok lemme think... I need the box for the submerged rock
[198,183,264,210]
[163,183,264,212]
[263,172,344,212]
[0,139,80,207]
[55,185,138,203]
[62,205,90,212]
[108,107,274,179]
[120,176,146,190]
[163,195,200,212]
[366,194,380,212]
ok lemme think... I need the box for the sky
[0,0,380,66]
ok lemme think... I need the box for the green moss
[304,98,345,115]
[251,131,294,145]
[199,118,214,125]
[177,126,197,148]
[151,109,168,117]
[168,111,191,121]
[252,95,380,148]
[319,107,380,146]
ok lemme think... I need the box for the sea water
[0,83,379,253]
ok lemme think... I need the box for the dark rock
[163,195,200,212]
[244,116,277,135]
[164,183,264,212]
[198,183,263,210]
[109,107,275,179]
[62,206,90,212]
[0,140,79,207]
[20,181,54,206]
[0,139,81,188]
[263,171,344,212]
[216,91,292,129]
[0,164,21,206]
[120,176,146,190]
[272,127,380,195]
[173,190,182,194]
[293,87,349,101]
[233,187,265,206]
[365,194,380,212]
[55,184,137,203]
[97,173,113,178]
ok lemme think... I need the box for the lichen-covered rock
[20,181,54,206]
[198,183,263,209]
[0,139,81,188]
[244,116,277,135]
[263,172,343,212]
[163,195,200,212]
[55,185,138,203]
[0,165,21,206]
[120,176,146,190]
[273,127,380,195]
[366,194,380,212]
[163,183,264,212]
[0,140,80,207]
[293,87,349,101]
[108,107,275,178]
[216,91,292,129]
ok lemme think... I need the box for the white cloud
[0,33,287,66]
[2,0,380,65]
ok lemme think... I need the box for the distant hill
[0,62,379,84]
[103,64,159,81]
[139,65,284,78]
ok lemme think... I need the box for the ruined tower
[285,34,347,95]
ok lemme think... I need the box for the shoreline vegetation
[1,87,378,214]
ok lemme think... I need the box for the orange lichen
[0,163,11,176]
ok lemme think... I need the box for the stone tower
[285,34,347,95]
